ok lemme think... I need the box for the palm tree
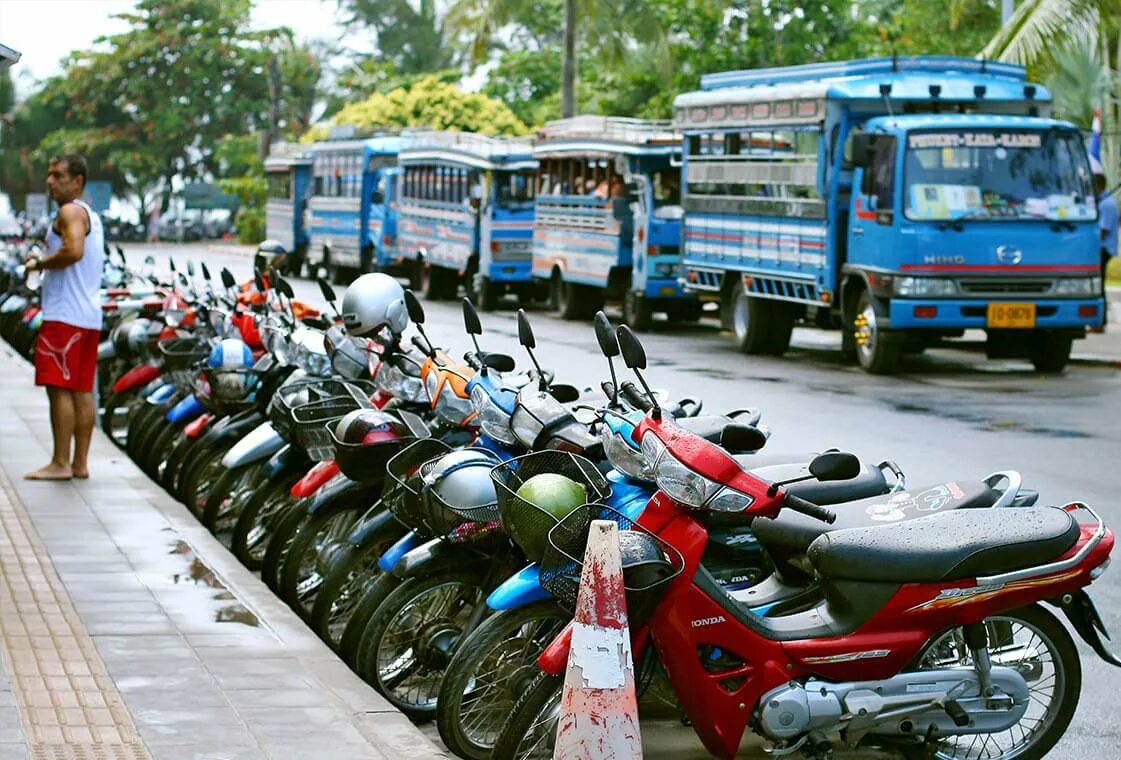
[446,0,667,118]
[981,0,1120,177]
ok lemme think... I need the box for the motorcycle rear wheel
[230,474,301,571]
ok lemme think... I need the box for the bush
[234,206,265,244]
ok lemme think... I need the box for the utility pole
[1002,0,1014,25]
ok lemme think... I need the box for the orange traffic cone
[554,520,642,759]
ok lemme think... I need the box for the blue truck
[264,143,313,274]
[395,131,537,309]
[306,136,403,282]
[531,116,700,327]
[674,57,1102,372]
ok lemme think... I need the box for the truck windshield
[495,170,536,210]
[903,129,1096,222]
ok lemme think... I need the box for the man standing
[24,154,105,480]
[1094,173,1118,332]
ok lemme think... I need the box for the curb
[1071,355,1121,369]
[205,243,257,256]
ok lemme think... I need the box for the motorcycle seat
[749,479,996,551]
[807,507,1080,583]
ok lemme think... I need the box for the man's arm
[31,204,88,270]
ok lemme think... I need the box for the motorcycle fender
[390,538,456,579]
[98,340,116,362]
[166,394,204,424]
[487,564,552,611]
[263,444,308,480]
[536,622,574,677]
[348,508,398,546]
[1053,590,1121,667]
[221,421,283,469]
[306,476,362,517]
[290,460,340,499]
[184,413,214,439]
[377,531,424,573]
[146,383,177,405]
[113,363,161,394]
[202,410,264,448]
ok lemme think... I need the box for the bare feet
[24,462,72,481]
[71,468,89,480]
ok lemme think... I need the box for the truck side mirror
[850,134,876,168]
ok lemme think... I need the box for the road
[131,242,1121,757]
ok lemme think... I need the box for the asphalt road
[132,242,1121,758]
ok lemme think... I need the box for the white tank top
[42,199,105,330]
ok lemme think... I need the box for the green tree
[312,75,529,136]
[865,0,1002,57]
[337,0,454,75]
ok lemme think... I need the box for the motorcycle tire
[338,572,401,668]
[279,507,365,621]
[437,601,568,760]
[201,461,265,537]
[160,431,199,495]
[181,445,227,518]
[310,521,408,649]
[260,503,309,593]
[148,424,183,480]
[125,401,163,463]
[231,473,302,571]
[99,389,137,448]
[489,671,563,760]
[357,567,488,721]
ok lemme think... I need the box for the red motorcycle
[495,326,1117,760]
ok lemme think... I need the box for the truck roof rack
[536,115,678,145]
[400,130,534,160]
[701,56,1026,91]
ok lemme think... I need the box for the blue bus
[396,132,537,309]
[675,57,1101,373]
[531,117,699,327]
[264,143,312,273]
[306,136,403,281]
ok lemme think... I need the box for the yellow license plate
[659,286,677,296]
[987,302,1036,328]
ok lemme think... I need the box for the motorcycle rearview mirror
[200,262,211,281]
[809,452,861,482]
[220,268,236,290]
[317,277,337,303]
[187,260,196,277]
[144,255,155,266]
[594,311,620,406]
[276,278,294,299]
[515,309,547,386]
[253,269,266,294]
[549,384,580,403]
[168,256,176,272]
[404,289,425,325]
[462,298,482,336]
[721,424,768,454]
[483,353,515,372]
[615,325,660,418]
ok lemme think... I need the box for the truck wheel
[554,278,582,320]
[852,290,900,374]
[1030,332,1072,373]
[622,290,652,331]
[766,301,795,354]
[422,265,443,300]
[410,258,424,291]
[731,292,772,354]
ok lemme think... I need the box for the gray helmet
[423,449,500,513]
[340,273,408,338]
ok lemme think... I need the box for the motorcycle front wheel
[490,672,563,760]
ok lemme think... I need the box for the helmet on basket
[208,337,254,368]
[340,273,407,338]
[423,449,500,513]
[335,408,408,446]
[113,318,153,359]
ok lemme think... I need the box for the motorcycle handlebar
[620,381,652,411]
[784,493,837,524]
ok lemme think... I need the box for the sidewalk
[0,347,445,759]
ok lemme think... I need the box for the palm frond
[980,0,1097,65]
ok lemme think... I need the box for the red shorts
[34,321,99,392]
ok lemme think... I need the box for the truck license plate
[987,302,1036,328]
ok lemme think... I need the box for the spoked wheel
[100,390,137,448]
[437,601,568,759]
[359,569,486,721]
[261,502,309,591]
[231,474,301,571]
[182,447,227,518]
[279,508,362,619]
[491,672,563,760]
[201,462,265,542]
[339,573,401,667]
[904,605,1080,760]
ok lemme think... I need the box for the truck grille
[957,279,1053,295]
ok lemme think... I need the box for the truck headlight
[893,277,957,297]
[1053,277,1100,296]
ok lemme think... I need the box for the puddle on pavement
[168,539,259,627]
[886,400,1090,439]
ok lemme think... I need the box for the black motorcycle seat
[706,458,888,528]
[750,479,997,551]
[807,507,1080,583]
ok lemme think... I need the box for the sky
[0,0,361,100]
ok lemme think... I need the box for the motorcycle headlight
[424,371,439,404]
[511,404,541,447]
[600,425,651,481]
[380,362,427,403]
[268,332,292,365]
[305,351,332,377]
[435,383,475,425]
[1053,276,1100,296]
[471,384,516,444]
[641,433,753,512]
[892,277,957,297]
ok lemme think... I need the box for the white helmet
[340,273,408,338]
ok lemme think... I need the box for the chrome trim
[975,502,1104,586]
[984,470,1023,510]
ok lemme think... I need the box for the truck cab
[264,143,312,274]
[675,56,1102,373]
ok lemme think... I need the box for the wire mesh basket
[491,451,612,564]
[157,337,210,370]
[268,379,375,444]
[290,382,375,461]
[386,440,501,538]
[538,503,683,625]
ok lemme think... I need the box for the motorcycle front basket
[330,425,419,484]
[269,378,375,444]
[385,439,497,538]
[289,382,373,462]
[538,503,683,626]
[490,450,611,564]
[157,337,209,370]
[195,367,259,416]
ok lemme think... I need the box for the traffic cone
[554,519,642,759]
